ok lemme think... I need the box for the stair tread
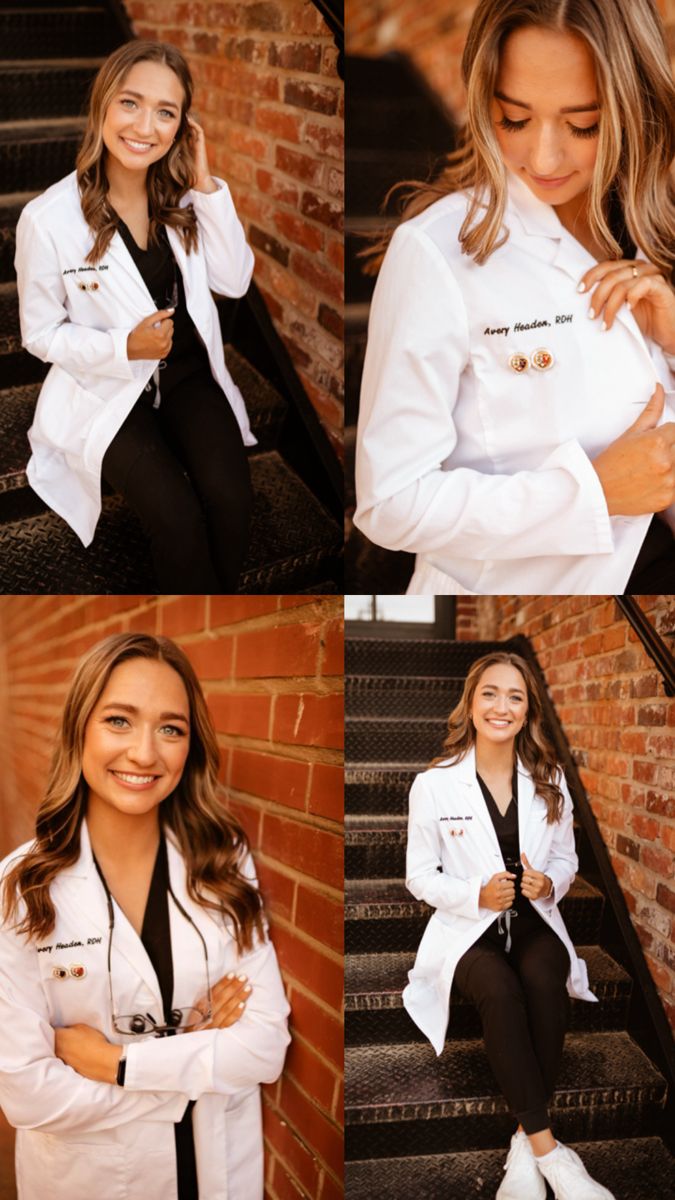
[0,116,86,140]
[346,814,408,838]
[345,1030,666,1122]
[345,945,631,1009]
[346,875,603,915]
[346,1138,675,1200]
[0,450,341,592]
[0,57,104,68]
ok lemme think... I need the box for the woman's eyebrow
[494,89,600,114]
[119,89,179,110]
[101,701,189,722]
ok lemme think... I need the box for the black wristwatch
[116,1053,127,1087]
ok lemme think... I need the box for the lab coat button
[508,352,529,373]
[531,347,555,371]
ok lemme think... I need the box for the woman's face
[82,657,191,819]
[492,26,600,209]
[101,60,184,175]
[471,663,529,746]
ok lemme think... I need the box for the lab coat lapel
[104,229,158,314]
[58,818,164,1009]
[516,757,535,853]
[457,746,501,856]
[505,170,656,365]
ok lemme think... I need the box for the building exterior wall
[124,0,344,455]
[0,594,343,1200]
[455,594,675,1034]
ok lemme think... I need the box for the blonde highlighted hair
[429,651,565,823]
[76,40,200,265]
[366,0,675,273]
[2,634,264,952]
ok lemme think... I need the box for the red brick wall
[0,594,344,1200]
[122,0,344,456]
[346,0,675,121]
[455,595,675,1033]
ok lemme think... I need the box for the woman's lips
[109,769,160,790]
[528,171,574,189]
[120,136,154,154]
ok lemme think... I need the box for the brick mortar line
[226,786,344,830]
[255,850,343,902]
[270,912,343,970]
[221,739,343,766]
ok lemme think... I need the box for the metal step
[346,815,407,879]
[345,639,508,679]
[346,674,464,718]
[0,7,122,60]
[345,1031,667,1158]
[0,189,39,283]
[0,117,86,192]
[346,765,426,816]
[0,449,342,594]
[346,715,448,765]
[345,945,633,1043]
[345,1137,675,1200]
[0,58,102,120]
[345,876,605,954]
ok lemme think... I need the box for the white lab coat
[0,820,290,1200]
[354,170,675,594]
[14,170,256,547]
[403,748,596,1056]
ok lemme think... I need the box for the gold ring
[632,265,638,278]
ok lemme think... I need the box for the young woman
[354,0,675,595]
[14,40,256,591]
[404,651,613,1200]
[0,633,290,1200]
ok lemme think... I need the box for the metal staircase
[344,633,675,1199]
[0,0,342,593]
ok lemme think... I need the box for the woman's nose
[528,126,565,175]
[127,730,158,765]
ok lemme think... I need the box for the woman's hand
[54,1024,121,1084]
[592,383,675,515]
[479,870,516,912]
[521,853,552,901]
[186,114,217,194]
[198,972,251,1030]
[126,308,174,361]
[579,260,675,354]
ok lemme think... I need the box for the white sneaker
[496,1131,546,1200]
[536,1143,615,1199]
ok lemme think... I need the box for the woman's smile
[119,136,156,154]
[109,769,163,789]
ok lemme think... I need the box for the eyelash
[104,715,185,737]
[481,692,523,701]
[497,114,599,139]
[120,98,176,120]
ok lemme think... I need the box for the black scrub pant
[102,366,252,591]
[453,911,570,1135]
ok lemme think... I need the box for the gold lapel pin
[531,347,555,371]
[508,352,530,373]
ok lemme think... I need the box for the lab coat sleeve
[405,774,482,920]
[123,932,289,1101]
[536,772,578,911]
[14,207,136,382]
[0,914,188,1135]
[188,176,254,298]
[354,223,614,560]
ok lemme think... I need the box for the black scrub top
[141,838,199,1200]
[476,768,538,923]
[116,216,211,397]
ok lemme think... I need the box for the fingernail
[244,985,251,993]
[601,321,608,332]
[587,308,595,319]
[577,282,586,293]
[226,972,234,980]
[238,974,247,982]
[238,1002,245,1009]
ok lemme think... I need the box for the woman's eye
[105,715,129,729]
[160,724,185,737]
[120,98,135,108]
[569,122,599,139]
[498,115,528,132]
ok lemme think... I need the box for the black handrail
[311,0,344,78]
[615,597,675,698]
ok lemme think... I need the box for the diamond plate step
[345,765,423,816]
[345,1031,667,1158]
[0,58,103,120]
[345,639,508,679]
[345,876,605,954]
[346,815,407,878]
[0,189,39,283]
[0,450,342,594]
[346,674,464,718]
[0,7,122,60]
[345,1137,675,1200]
[0,117,86,193]
[345,946,632,1042]
[346,715,448,764]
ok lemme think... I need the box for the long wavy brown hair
[77,40,200,265]
[1,634,263,952]
[365,0,675,275]
[428,651,564,822]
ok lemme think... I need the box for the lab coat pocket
[16,1129,126,1200]
[31,366,105,470]
[222,1086,263,1200]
